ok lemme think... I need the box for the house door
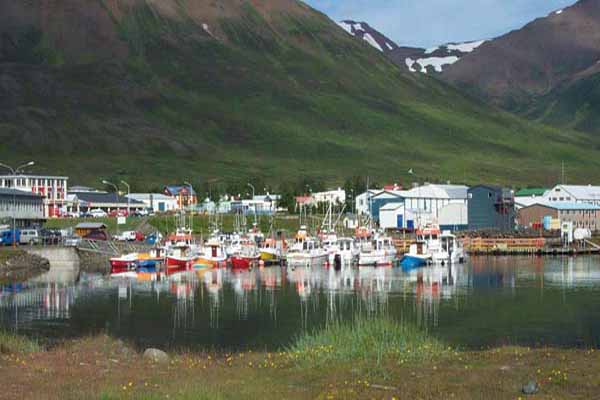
[397,215,403,229]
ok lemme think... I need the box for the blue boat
[400,255,428,270]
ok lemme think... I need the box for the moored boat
[358,234,397,267]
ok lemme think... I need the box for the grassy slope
[526,72,600,137]
[1,1,599,189]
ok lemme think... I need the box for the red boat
[110,255,138,274]
[230,255,260,269]
[166,256,192,269]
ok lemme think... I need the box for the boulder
[143,348,170,364]
[522,381,539,395]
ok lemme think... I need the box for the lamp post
[102,180,119,236]
[408,169,421,229]
[0,161,35,248]
[120,180,130,217]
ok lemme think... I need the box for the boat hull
[110,259,138,274]
[166,256,191,268]
[231,256,259,269]
[260,250,278,262]
[400,255,429,270]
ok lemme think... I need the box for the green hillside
[526,72,600,136]
[1,0,599,190]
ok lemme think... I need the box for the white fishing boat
[431,230,466,264]
[358,234,397,267]
[286,226,328,266]
[328,237,359,265]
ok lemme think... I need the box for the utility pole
[102,180,119,236]
[0,161,35,248]
[120,180,130,217]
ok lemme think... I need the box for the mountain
[337,20,486,74]
[441,0,600,130]
[1,0,600,189]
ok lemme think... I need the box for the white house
[127,193,178,212]
[542,185,600,206]
[313,188,345,205]
[379,202,433,230]
[354,189,381,215]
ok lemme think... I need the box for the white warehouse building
[372,184,469,230]
[126,193,179,212]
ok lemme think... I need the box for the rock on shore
[0,250,50,283]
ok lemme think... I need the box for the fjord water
[1,256,600,351]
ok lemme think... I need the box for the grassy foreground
[2,318,600,399]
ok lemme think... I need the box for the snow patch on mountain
[363,33,383,51]
[556,9,563,15]
[446,40,486,53]
[409,56,460,73]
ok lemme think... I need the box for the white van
[20,229,40,245]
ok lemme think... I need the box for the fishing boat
[327,237,359,265]
[286,226,328,266]
[230,240,261,269]
[110,253,140,274]
[110,253,159,276]
[259,238,284,262]
[431,230,466,265]
[400,225,439,269]
[165,227,195,269]
[194,238,228,267]
[358,234,397,267]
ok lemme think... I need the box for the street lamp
[102,180,119,236]
[120,180,130,217]
[0,161,35,248]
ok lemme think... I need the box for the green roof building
[515,188,547,197]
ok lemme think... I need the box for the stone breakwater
[0,250,50,283]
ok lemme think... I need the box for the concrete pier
[26,247,81,271]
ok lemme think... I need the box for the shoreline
[0,249,50,284]
[1,319,599,399]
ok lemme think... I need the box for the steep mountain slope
[442,0,600,112]
[337,20,486,74]
[0,0,599,189]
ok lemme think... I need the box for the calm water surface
[2,256,600,350]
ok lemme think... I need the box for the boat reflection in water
[2,256,600,349]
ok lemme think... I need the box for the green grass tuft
[289,317,446,369]
[0,331,42,354]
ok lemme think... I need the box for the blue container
[543,215,552,230]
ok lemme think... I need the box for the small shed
[75,222,108,237]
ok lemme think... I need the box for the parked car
[134,208,153,217]
[89,209,108,218]
[19,229,40,245]
[114,231,145,242]
[64,236,82,247]
[109,210,128,218]
[84,230,109,241]
[39,229,62,245]
[0,229,20,246]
